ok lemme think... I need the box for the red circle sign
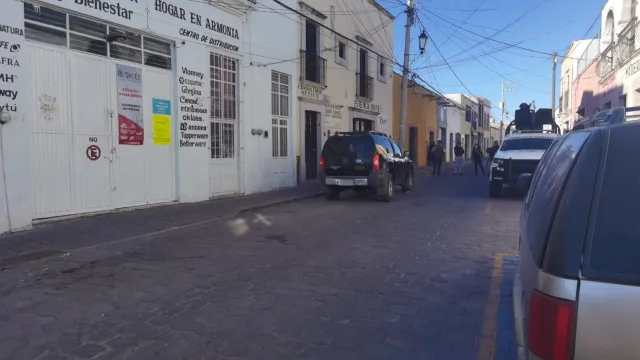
[86,145,101,161]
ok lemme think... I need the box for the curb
[236,192,325,214]
[0,191,325,270]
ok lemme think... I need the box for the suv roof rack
[509,129,556,134]
[333,131,389,138]
[572,106,640,131]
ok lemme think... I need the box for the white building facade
[442,94,468,162]
[0,0,298,234]
[294,0,394,183]
[556,40,593,131]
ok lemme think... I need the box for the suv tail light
[528,290,575,360]
[319,156,325,171]
[372,154,380,170]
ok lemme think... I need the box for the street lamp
[418,30,428,54]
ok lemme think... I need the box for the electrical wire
[415,17,474,96]
[266,0,398,65]
[425,13,550,81]
[419,6,587,62]
[415,9,595,71]
[432,0,487,52]
[430,0,550,62]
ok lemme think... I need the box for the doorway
[305,111,320,179]
[449,133,453,162]
[353,118,373,132]
[409,126,418,163]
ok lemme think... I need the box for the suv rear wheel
[401,170,414,193]
[378,173,394,202]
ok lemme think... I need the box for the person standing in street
[426,141,434,168]
[486,140,500,175]
[472,143,485,176]
[430,140,445,176]
[453,141,465,175]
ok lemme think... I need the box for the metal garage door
[25,4,176,218]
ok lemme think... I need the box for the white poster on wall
[116,64,144,145]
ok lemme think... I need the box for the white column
[0,0,31,233]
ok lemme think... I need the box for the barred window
[271,71,290,157]
[24,3,172,70]
[210,53,238,159]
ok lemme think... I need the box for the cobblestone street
[0,166,521,360]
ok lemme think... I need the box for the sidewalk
[0,182,324,269]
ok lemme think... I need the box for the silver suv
[514,120,640,359]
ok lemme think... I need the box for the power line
[431,0,550,62]
[416,17,474,96]
[419,6,586,62]
[268,0,398,64]
[425,13,550,80]
[433,0,487,51]
[415,9,593,70]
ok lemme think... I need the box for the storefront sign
[324,103,343,119]
[116,64,144,145]
[154,0,239,39]
[152,98,171,145]
[298,84,323,100]
[178,66,208,148]
[625,58,640,79]
[154,0,240,51]
[39,0,147,28]
[0,16,24,118]
[353,99,380,113]
[178,28,239,52]
[38,0,241,51]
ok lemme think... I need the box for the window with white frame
[271,71,290,157]
[335,35,347,67]
[377,55,387,83]
[210,53,238,159]
[23,3,172,70]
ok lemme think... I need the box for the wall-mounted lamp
[0,111,11,125]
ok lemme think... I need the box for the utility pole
[398,0,415,151]
[551,51,558,121]
[499,81,518,142]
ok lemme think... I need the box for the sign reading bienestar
[41,0,242,52]
[70,0,137,20]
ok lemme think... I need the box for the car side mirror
[517,173,533,192]
[402,151,410,158]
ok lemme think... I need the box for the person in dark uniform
[430,140,445,176]
[472,143,485,176]
[486,140,500,176]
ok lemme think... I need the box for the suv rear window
[585,124,640,283]
[323,135,373,160]
[500,138,554,151]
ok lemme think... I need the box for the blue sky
[379,0,604,122]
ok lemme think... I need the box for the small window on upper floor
[378,55,387,83]
[377,55,387,83]
[335,35,347,67]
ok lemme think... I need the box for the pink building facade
[570,0,637,126]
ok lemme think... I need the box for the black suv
[318,131,415,201]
